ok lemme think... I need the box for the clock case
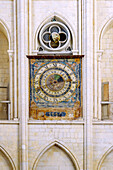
[27,55,84,120]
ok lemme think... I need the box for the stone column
[7,50,13,120]
[17,0,28,169]
[93,0,97,120]
[14,0,18,120]
[28,0,32,54]
[97,50,103,120]
[82,0,93,169]
[79,0,82,55]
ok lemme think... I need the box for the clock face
[34,62,77,102]
[29,57,82,120]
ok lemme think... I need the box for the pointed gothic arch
[0,19,11,50]
[33,12,77,52]
[0,146,16,169]
[97,145,113,170]
[32,139,80,170]
[98,16,113,50]
[0,18,13,120]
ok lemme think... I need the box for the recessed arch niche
[0,146,16,170]
[100,150,113,170]
[97,146,113,170]
[100,19,113,119]
[0,150,12,170]
[0,21,9,119]
[33,141,80,170]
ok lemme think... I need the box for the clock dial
[34,62,77,102]
[46,74,64,91]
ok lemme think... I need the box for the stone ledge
[93,121,113,125]
[0,120,19,124]
[28,120,84,125]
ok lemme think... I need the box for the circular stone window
[39,21,70,51]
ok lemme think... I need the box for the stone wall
[0,0,113,170]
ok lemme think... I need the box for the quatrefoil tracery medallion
[39,21,70,51]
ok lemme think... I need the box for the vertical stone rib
[14,0,18,119]
[86,0,93,169]
[79,0,82,55]
[94,0,97,119]
[82,0,93,169]
[17,0,28,169]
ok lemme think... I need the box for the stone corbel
[72,49,79,55]
[32,50,39,55]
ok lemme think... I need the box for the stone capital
[72,49,79,55]
[32,50,38,55]
[97,50,103,62]
[7,50,14,62]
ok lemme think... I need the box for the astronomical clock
[27,55,83,120]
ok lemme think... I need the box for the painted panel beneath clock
[29,58,82,120]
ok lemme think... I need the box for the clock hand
[54,74,60,81]
[65,78,72,82]
[36,78,72,91]
[51,74,71,82]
